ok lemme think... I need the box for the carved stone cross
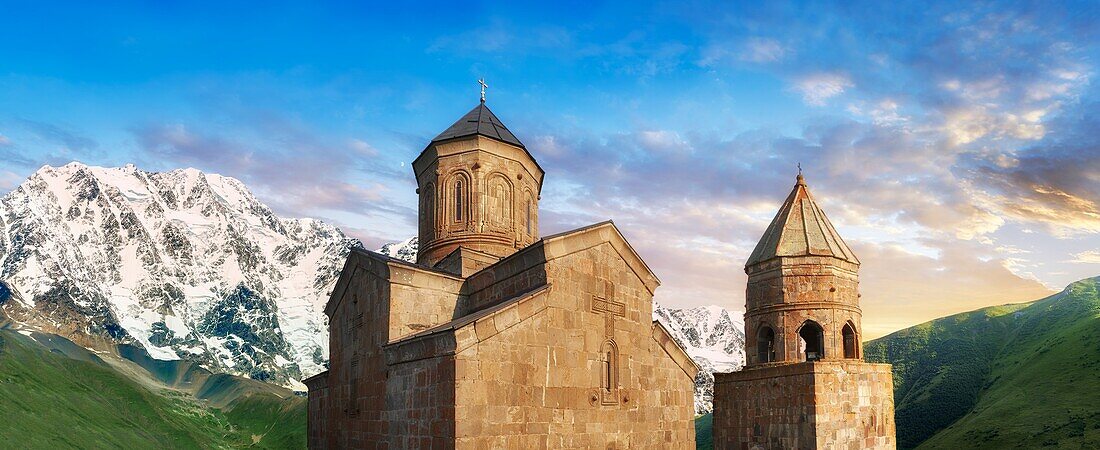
[593,296,626,338]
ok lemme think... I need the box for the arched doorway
[843,322,858,359]
[799,320,825,361]
[757,325,776,363]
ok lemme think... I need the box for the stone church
[712,173,897,449]
[304,99,698,449]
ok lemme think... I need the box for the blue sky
[1,1,1098,336]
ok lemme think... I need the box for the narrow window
[526,199,532,235]
[347,379,358,417]
[603,350,613,392]
[843,322,858,359]
[600,340,619,405]
[454,180,463,221]
[493,183,502,224]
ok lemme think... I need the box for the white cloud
[697,37,786,67]
[1070,250,1100,264]
[0,134,10,147]
[943,106,1047,144]
[792,73,852,106]
[740,38,786,63]
[349,139,378,156]
[636,130,690,154]
[848,99,908,126]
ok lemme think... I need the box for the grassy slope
[695,413,713,449]
[0,329,305,449]
[866,277,1100,449]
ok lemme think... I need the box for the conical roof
[431,101,525,148]
[746,174,859,267]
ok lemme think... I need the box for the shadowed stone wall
[713,361,895,449]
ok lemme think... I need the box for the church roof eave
[652,320,700,378]
[468,220,661,295]
[322,248,465,317]
[382,284,554,364]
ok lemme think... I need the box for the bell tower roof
[431,102,526,149]
[746,173,859,267]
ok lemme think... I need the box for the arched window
[524,191,534,235]
[757,325,776,363]
[489,175,511,228]
[420,183,435,237]
[600,340,619,405]
[454,179,464,222]
[843,322,858,359]
[799,320,825,362]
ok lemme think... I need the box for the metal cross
[798,162,803,175]
[478,78,488,103]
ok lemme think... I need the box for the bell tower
[411,99,544,269]
[743,172,863,366]
[713,172,896,449]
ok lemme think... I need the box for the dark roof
[745,174,859,267]
[431,101,525,148]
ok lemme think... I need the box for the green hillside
[866,276,1100,449]
[695,413,713,449]
[0,328,306,449]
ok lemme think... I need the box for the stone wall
[713,361,895,450]
[384,261,465,338]
[463,240,550,314]
[383,354,458,448]
[304,373,329,449]
[434,247,501,278]
[314,250,465,448]
[453,241,697,449]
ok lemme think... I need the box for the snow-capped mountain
[378,236,418,262]
[374,236,746,414]
[0,163,359,389]
[654,304,746,414]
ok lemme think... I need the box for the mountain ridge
[865,275,1100,449]
[0,162,360,390]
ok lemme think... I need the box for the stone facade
[305,101,698,449]
[712,174,896,449]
